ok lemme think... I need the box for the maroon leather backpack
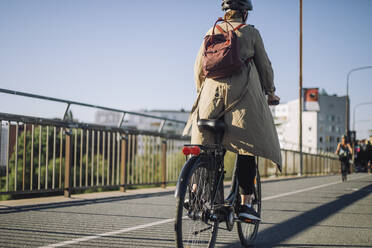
[202,18,246,79]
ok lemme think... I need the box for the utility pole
[299,0,303,175]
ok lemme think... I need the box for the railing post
[311,155,314,175]
[120,135,127,192]
[318,155,321,175]
[23,124,26,191]
[284,150,288,176]
[64,129,72,197]
[316,155,318,175]
[264,158,268,177]
[317,155,320,175]
[161,140,167,188]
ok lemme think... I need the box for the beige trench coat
[183,18,282,169]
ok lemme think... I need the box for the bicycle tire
[237,168,261,246]
[175,160,220,248]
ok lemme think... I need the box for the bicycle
[174,118,261,247]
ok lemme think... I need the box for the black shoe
[239,204,261,222]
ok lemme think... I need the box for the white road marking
[40,174,370,247]
[262,174,370,201]
[39,218,174,248]
[262,181,340,201]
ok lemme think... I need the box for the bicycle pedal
[243,219,253,223]
[236,216,261,224]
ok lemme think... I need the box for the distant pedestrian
[335,135,352,182]
[366,141,372,173]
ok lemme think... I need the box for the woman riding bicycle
[183,0,282,222]
[335,135,352,181]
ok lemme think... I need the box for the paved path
[0,174,371,247]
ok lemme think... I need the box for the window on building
[336,137,340,142]
[331,115,335,122]
[330,136,334,142]
[319,126,323,132]
[319,137,323,143]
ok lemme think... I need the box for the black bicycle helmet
[221,0,253,11]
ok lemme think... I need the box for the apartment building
[271,94,346,153]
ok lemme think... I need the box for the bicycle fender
[174,156,202,199]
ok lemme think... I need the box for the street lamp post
[346,66,372,134]
[352,102,372,131]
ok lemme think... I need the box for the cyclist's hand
[268,94,280,105]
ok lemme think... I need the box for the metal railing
[0,88,340,198]
[0,112,340,197]
[260,149,339,177]
[0,113,188,197]
[222,149,339,179]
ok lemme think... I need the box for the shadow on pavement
[220,183,372,248]
[266,244,372,247]
[0,183,238,215]
[0,190,175,214]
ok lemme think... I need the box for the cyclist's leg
[341,160,347,181]
[236,155,261,221]
[236,156,261,246]
[236,155,256,204]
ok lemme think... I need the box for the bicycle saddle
[197,119,226,134]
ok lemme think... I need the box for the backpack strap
[215,22,245,34]
[212,17,237,34]
[234,23,245,31]
[216,25,226,34]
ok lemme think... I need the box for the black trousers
[340,158,349,180]
[235,154,257,195]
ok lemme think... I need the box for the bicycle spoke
[176,162,219,247]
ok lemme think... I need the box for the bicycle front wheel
[175,161,219,248]
[237,168,261,246]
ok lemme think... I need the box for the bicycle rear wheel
[237,168,261,246]
[175,161,220,248]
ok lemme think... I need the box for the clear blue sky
[0,0,371,138]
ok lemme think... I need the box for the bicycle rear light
[182,147,191,156]
[182,146,201,156]
[190,146,200,155]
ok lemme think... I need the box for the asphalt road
[0,173,371,248]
